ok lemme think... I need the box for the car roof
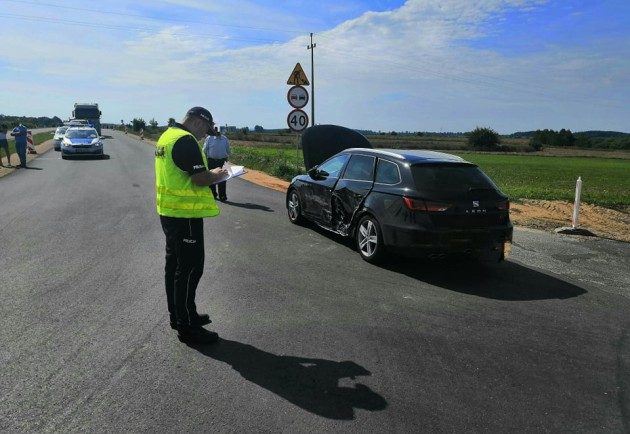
[66,126,97,131]
[342,148,470,164]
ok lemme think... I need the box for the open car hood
[301,125,372,170]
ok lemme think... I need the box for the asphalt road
[1,130,629,433]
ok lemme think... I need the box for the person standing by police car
[155,107,228,344]
[10,123,28,168]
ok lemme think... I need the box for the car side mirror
[307,167,319,179]
[308,167,328,180]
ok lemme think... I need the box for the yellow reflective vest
[155,127,220,218]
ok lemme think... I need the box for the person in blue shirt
[202,126,231,201]
[10,123,28,168]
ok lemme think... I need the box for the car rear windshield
[66,129,97,139]
[411,163,498,199]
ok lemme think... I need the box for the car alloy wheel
[287,190,303,224]
[356,215,383,263]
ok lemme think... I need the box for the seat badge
[472,201,479,208]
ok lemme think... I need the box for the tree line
[0,115,63,128]
[468,127,630,151]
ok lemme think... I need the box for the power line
[0,12,290,45]
[4,0,308,35]
[2,3,624,109]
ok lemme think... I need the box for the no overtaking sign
[287,85,309,109]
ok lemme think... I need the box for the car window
[66,129,98,139]
[411,163,498,198]
[375,159,401,184]
[318,154,349,178]
[342,154,375,181]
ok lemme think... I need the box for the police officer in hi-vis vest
[155,107,228,344]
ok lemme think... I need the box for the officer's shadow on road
[188,339,387,419]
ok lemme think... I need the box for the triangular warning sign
[287,63,310,85]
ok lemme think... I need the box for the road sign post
[287,63,311,172]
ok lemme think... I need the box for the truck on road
[72,103,102,135]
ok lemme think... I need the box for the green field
[230,145,630,209]
[452,153,630,208]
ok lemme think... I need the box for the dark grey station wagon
[286,125,513,263]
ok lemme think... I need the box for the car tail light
[403,197,450,212]
[496,200,510,211]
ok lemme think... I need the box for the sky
[0,0,628,133]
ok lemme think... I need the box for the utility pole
[307,32,316,126]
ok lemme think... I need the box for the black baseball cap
[186,106,213,124]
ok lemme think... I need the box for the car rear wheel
[356,215,384,263]
[287,189,303,224]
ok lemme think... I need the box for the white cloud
[0,0,628,132]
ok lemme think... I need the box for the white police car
[61,127,104,159]
[52,126,68,151]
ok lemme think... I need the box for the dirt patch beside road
[242,168,630,243]
[510,199,630,242]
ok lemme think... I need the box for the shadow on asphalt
[305,223,587,301]
[381,259,587,301]
[222,201,274,212]
[188,338,387,419]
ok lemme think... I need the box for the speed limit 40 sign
[287,109,309,133]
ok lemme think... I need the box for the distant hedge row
[0,115,62,128]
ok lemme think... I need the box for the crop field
[451,153,630,208]
[231,144,630,209]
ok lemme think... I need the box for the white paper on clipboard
[213,163,246,184]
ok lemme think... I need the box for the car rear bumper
[382,223,513,259]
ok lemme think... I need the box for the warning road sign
[287,63,310,86]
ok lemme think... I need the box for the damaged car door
[302,153,350,223]
[331,154,376,234]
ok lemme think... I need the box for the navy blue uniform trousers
[160,216,205,328]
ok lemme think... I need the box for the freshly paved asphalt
[1,130,629,433]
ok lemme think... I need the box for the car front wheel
[287,189,303,224]
[356,215,384,263]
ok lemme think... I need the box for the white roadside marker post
[555,175,593,236]
[572,176,582,229]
